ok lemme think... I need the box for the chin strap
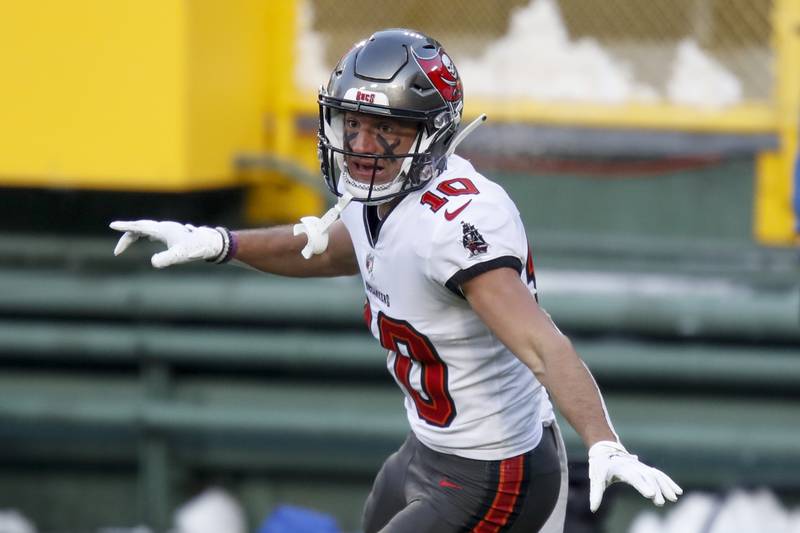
[293,192,353,259]
[446,114,487,158]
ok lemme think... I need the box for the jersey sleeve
[424,191,529,296]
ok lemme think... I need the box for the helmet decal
[343,87,389,106]
[412,48,463,103]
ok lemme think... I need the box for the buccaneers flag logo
[412,47,463,103]
[461,221,489,258]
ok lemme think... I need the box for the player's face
[343,112,419,185]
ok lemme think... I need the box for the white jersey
[340,155,554,460]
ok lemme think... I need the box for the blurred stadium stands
[0,1,799,532]
[0,231,797,531]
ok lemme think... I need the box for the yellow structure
[755,0,800,244]
[0,0,797,235]
[284,0,800,244]
[244,0,323,222]
[0,2,187,189]
[0,0,321,220]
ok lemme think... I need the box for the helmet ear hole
[433,111,451,129]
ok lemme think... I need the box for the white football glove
[110,220,230,268]
[588,440,682,512]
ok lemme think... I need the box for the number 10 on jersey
[378,313,457,428]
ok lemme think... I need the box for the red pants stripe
[471,455,526,533]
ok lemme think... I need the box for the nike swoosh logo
[444,199,472,221]
[439,479,462,490]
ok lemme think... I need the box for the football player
[112,29,681,533]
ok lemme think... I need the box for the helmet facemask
[318,102,456,205]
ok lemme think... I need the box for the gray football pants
[362,422,568,533]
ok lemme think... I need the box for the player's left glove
[588,440,682,512]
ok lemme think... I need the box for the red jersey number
[377,313,456,427]
[420,177,480,214]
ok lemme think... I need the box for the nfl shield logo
[365,253,375,276]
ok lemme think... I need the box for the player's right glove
[110,220,233,268]
[588,440,682,512]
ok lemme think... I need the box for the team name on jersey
[365,280,390,307]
